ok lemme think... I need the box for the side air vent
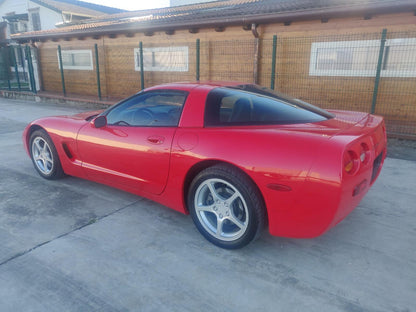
[62,143,73,159]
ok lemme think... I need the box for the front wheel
[188,164,266,249]
[29,129,64,180]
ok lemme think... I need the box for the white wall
[0,0,63,35]
[28,1,63,31]
[0,0,28,38]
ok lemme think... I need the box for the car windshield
[205,85,334,126]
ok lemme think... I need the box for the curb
[0,90,117,110]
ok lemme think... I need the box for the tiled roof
[31,0,125,16]
[12,0,416,40]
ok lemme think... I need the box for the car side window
[205,87,329,126]
[106,90,188,127]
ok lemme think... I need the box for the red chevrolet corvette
[23,82,386,249]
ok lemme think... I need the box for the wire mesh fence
[1,28,415,138]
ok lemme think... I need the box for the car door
[77,90,188,195]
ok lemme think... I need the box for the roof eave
[30,0,62,14]
[12,1,416,42]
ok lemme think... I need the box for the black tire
[29,129,64,180]
[188,164,266,249]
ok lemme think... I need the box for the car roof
[144,81,245,92]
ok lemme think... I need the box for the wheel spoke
[44,153,53,164]
[225,192,239,206]
[227,212,247,231]
[207,181,221,201]
[196,203,215,213]
[40,158,47,170]
[215,217,224,238]
[45,159,53,170]
[34,140,42,154]
[42,142,49,153]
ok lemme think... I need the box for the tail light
[344,150,359,175]
[360,143,370,164]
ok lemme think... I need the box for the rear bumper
[268,118,387,238]
[328,147,386,231]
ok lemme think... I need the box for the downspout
[251,23,259,84]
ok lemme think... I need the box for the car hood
[69,110,105,121]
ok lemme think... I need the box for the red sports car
[23,82,387,249]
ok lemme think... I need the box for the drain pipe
[252,23,259,84]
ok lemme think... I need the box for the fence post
[19,45,27,83]
[10,46,21,91]
[25,46,37,94]
[94,44,102,100]
[371,29,387,114]
[253,38,260,84]
[57,45,66,96]
[270,35,277,90]
[196,39,200,81]
[6,48,11,90]
[139,41,144,90]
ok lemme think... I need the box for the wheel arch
[25,124,46,152]
[182,159,268,225]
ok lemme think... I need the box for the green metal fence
[1,29,415,139]
[0,45,37,93]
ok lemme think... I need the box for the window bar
[382,45,390,70]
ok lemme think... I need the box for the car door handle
[147,135,165,144]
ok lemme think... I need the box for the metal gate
[0,44,39,93]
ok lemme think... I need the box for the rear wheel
[188,164,265,249]
[29,129,64,180]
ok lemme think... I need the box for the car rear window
[204,85,333,126]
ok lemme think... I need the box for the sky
[86,0,171,11]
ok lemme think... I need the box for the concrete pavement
[0,97,415,312]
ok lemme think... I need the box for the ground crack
[0,200,141,267]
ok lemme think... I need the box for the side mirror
[94,115,107,128]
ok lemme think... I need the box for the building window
[31,11,41,31]
[9,21,28,34]
[21,21,28,32]
[309,38,416,77]
[9,22,17,34]
[134,46,189,72]
[58,50,93,70]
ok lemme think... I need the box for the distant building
[0,0,125,40]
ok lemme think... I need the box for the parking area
[0,97,415,312]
